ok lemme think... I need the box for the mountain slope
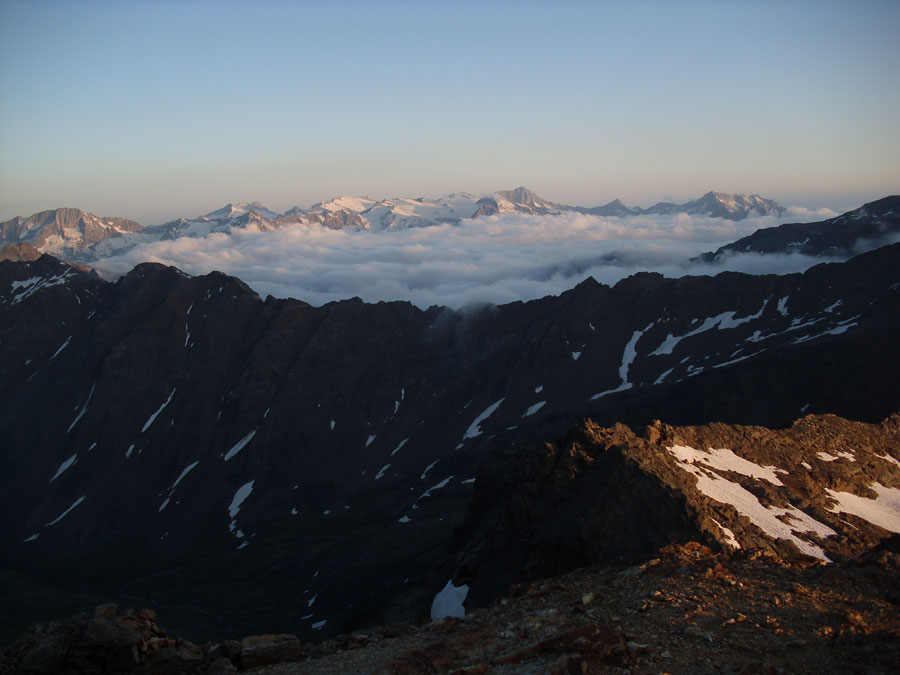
[699,195,900,261]
[0,189,789,266]
[1,245,899,643]
[0,208,142,255]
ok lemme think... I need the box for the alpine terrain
[0,188,789,268]
[1,196,899,674]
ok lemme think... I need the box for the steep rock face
[448,415,900,609]
[1,245,899,643]
[700,195,900,261]
[0,208,142,253]
[0,242,42,262]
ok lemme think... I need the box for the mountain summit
[0,189,789,266]
[0,208,142,256]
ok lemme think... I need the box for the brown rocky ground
[256,539,900,675]
[4,539,898,674]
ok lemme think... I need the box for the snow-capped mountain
[203,201,282,221]
[0,208,142,257]
[575,191,786,219]
[698,195,900,261]
[0,189,788,266]
[643,191,785,219]
[1,238,899,643]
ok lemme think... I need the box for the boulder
[239,633,302,668]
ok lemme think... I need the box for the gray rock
[240,634,302,669]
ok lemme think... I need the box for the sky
[1,0,898,225]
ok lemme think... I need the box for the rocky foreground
[3,538,899,674]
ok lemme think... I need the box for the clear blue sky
[1,0,898,224]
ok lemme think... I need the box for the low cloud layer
[93,207,841,309]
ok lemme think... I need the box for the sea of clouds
[93,206,840,309]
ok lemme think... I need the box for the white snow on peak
[431,579,469,620]
[523,401,546,417]
[314,196,376,213]
[534,385,543,393]
[228,480,254,519]
[141,388,176,433]
[365,434,376,447]
[572,351,581,361]
[49,454,77,483]
[330,419,336,430]
[391,438,409,456]
[826,483,900,533]
[398,515,411,523]
[375,464,390,480]
[224,430,257,461]
[45,495,86,527]
[463,398,505,440]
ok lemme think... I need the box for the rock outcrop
[448,415,900,608]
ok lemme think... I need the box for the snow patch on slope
[668,444,835,560]
[45,495,86,527]
[49,454,77,483]
[141,388,176,433]
[431,580,469,620]
[463,398,504,440]
[224,430,257,461]
[591,324,650,399]
[826,483,900,533]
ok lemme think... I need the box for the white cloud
[92,208,846,309]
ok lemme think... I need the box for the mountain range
[698,195,900,261]
[0,188,788,267]
[1,195,899,649]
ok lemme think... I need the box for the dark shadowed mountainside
[1,240,899,646]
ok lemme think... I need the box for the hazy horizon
[2,1,898,225]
